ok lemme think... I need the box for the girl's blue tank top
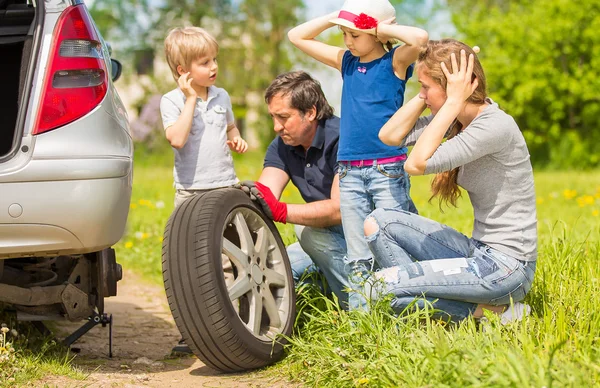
[338,46,413,161]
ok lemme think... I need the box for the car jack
[19,310,114,358]
[62,312,114,358]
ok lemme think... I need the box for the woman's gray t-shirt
[402,100,537,261]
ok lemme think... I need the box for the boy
[160,26,247,354]
[160,26,248,208]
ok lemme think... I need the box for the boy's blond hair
[164,27,219,82]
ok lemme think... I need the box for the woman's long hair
[417,39,488,208]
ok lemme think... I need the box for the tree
[219,0,304,147]
[88,0,155,55]
[115,0,304,149]
[447,0,600,168]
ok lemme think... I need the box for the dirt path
[43,271,290,388]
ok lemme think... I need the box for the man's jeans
[363,208,537,321]
[338,160,417,309]
[287,224,350,307]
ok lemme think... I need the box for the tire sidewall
[202,188,295,360]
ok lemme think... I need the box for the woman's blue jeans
[363,208,537,321]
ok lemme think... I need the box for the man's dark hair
[265,71,334,120]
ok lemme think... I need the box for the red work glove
[238,181,288,223]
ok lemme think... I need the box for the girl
[365,39,537,322]
[288,0,428,309]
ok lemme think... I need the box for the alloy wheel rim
[221,207,292,341]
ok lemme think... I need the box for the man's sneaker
[172,338,193,354]
[499,302,531,325]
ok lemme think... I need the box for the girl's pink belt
[341,154,407,167]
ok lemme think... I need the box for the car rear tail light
[33,5,108,135]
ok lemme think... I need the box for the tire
[162,188,296,372]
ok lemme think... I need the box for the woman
[364,39,537,322]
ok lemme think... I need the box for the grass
[275,238,600,387]
[123,146,600,283]
[2,143,597,386]
[0,321,86,387]
[116,146,600,386]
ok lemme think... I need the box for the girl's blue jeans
[363,208,537,321]
[338,160,417,310]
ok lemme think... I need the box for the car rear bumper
[0,158,132,259]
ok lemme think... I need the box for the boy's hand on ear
[178,72,197,100]
[238,181,287,223]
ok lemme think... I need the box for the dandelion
[134,231,150,240]
[536,197,544,205]
[156,201,165,209]
[357,378,370,385]
[576,195,595,207]
[137,199,155,208]
[130,203,138,209]
[563,189,577,200]
[593,210,599,217]
[125,241,133,249]
[334,347,348,358]
[0,324,15,365]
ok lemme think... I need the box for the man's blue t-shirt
[263,116,340,203]
[338,46,413,161]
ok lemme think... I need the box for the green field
[116,148,600,387]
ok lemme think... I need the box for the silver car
[0,0,132,332]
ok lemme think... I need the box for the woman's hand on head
[441,49,478,106]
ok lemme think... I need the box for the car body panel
[0,175,131,258]
[0,224,82,257]
[0,0,133,260]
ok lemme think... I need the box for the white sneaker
[499,302,531,325]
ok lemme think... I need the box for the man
[241,70,349,306]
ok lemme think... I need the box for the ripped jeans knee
[363,215,381,242]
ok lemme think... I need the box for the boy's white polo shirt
[160,86,239,190]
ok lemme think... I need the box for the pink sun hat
[329,0,396,35]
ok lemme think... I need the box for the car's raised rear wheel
[162,188,295,372]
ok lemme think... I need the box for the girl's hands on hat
[327,10,340,25]
[376,16,396,43]
[441,49,478,106]
[178,72,197,100]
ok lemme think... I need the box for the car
[162,189,296,372]
[0,0,132,338]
